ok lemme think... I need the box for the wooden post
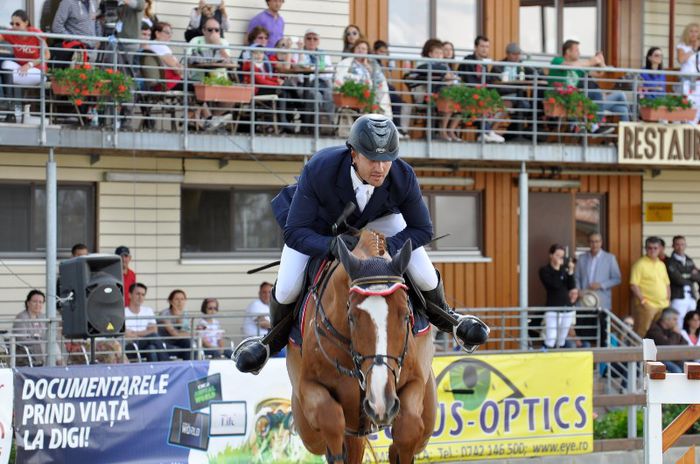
[675,446,695,464]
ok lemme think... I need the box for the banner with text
[13,353,592,463]
[0,370,12,464]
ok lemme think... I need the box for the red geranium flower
[363,89,371,99]
[81,90,89,96]
[587,113,594,120]
[548,97,556,104]
[83,64,91,70]
[106,68,114,75]
[74,99,83,106]
[74,88,81,95]
[478,101,485,107]
[118,85,127,93]
[472,94,479,100]
[79,73,87,80]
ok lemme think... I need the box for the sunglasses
[206,27,220,33]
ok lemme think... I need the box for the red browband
[349,282,408,297]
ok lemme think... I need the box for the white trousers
[1,61,42,86]
[671,295,696,330]
[544,310,575,348]
[275,213,439,304]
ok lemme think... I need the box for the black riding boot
[421,273,490,352]
[233,291,296,374]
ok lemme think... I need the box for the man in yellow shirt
[630,236,671,336]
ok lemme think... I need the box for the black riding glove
[329,233,359,259]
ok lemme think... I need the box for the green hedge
[594,405,700,439]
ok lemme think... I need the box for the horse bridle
[312,267,412,392]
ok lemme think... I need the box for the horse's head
[335,235,413,427]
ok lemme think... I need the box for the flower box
[436,97,457,113]
[51,81,103,97]
[544,101,567,118]
[333,93,364,110]
[639,107,696,122]
[194,84,254,103]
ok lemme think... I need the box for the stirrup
[453,315,490,354]
[232,336,270,375]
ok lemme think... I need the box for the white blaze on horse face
[357,295,389,417]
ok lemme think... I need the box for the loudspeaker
[59,255,125,338]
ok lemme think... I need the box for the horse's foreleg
[389,379,428,464]
[299,379,346,463]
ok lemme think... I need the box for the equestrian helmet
[347,114,400,161]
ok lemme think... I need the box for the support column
[46,148,58,367]
[519,161,528,350]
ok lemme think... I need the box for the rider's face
[351,151,392,187]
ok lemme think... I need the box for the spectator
[158,289,192,360]
[681,310,700,347]
[645,308,685,373]
[243,282,272,338]
[639,47,666,100]
[40,0,63,34]
[116,0,144,50]
[51,0,99,68]
[247,0,285,55]
[342,24,363,54]
[630,236,671,336]
[197,298,232,358]
[241,45,282,94]
[142,0,158,28]
[490,42,535,139]
[185,0,230,42]
[71,243,88,257]
[296,28,334,131]
[575,232,622,311]
[115,246,136,307]
[238,26,273,76]
[457,36,506,143]
[124,282,167,362]
[548,39,629,130]
[666,235,700,327]
[270,37,302,133]
[149,22,186,90]
[659,237,668,262]
[443,41,457,70]
[415,39,462,142]
[13,289,63,366]
[139,20,151,42]
[373,40,405,132]
[677,23,700,122]
[334,39,392,117]
[187,17,232,82]
[539,244,577,349]
[0,10,50,124]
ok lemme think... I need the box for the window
[181,188,282,256]
[423,192,482,253]
[0,1,26,26]
[520,0,600,56]
[0,183,95,257]
[575,193,606,251]
[389,0,479,50]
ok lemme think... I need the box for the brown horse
[286,230,437,463]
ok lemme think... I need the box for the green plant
[639,94,692,110]
[594,405,700,440]
[437,84,505,123]
[202,75,233,86]
[334,80,379,112]
[544,82,600,129]
[52,64,133,107]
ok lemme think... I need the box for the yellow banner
[365,351,593,462]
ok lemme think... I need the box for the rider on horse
[234,114,489,374]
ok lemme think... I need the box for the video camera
[99,0,122,36]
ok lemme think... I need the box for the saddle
[289,256,431,346]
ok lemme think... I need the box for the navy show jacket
[271,146,433,257]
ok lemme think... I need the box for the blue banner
[14,361,210,464]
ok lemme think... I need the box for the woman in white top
[677,23,700,122]
[333,39,392,117]
[196,298,232,359]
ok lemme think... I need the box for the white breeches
[1,61,42,86]
[275,213,439,304]
[543,310,575,348]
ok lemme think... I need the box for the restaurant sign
[618,122,700,166]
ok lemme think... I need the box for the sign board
[645,203,673,222]
[618,122,700,166]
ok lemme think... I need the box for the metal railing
[1,30,696,155]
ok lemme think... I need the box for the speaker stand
[89,337,97,365]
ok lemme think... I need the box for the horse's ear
[390,239,412,276]
[337,237,362,279]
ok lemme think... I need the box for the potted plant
[436,84,505,122]
[194,75,254,103]
[333,80,379,112]
[639,95,695,122]
[544,83,599,129]
[51,64,133,107]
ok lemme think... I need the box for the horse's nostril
[387,396,401,419]
[363,397,373,416]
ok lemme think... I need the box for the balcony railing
[0,31,694,161]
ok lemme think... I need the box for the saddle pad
[289,260,431,346]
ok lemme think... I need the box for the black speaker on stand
[59,255,125,363]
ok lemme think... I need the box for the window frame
[180,185,283,259]
[422,190,484,257]
[0,181,96,259]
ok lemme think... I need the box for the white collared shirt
[350,166,374,212]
